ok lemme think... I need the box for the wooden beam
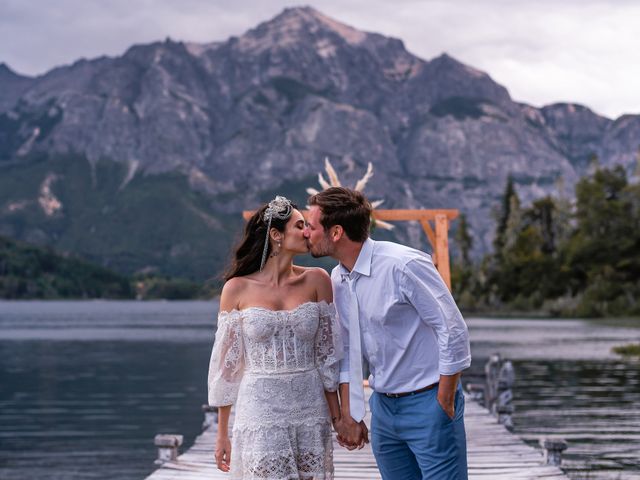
[242,209,459,221]
[373,209,459,221]
[435,214,452,290]
[419,219,436,252]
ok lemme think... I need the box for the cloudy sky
[1,0,638,118]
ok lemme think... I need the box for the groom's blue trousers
[369,383,468,480]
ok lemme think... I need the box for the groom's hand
[358,420,370,447]
[437,394,455,419]
[437,373,461,420]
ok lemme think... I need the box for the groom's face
[304,206,335,258]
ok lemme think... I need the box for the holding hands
[333,415,369,450]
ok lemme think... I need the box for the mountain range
[1,6,639,281]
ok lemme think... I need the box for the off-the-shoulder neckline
[219,300,332,316]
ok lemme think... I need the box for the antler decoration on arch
[306,157,394,230]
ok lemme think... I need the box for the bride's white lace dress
[208,300,343,479]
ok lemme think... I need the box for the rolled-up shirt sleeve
[399,255,471,375]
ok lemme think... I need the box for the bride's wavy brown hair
[223,202,298,281]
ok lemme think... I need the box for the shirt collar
[339,237,374,281]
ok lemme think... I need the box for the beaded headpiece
[260,195,294,271]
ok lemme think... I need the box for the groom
[304,187,471,480]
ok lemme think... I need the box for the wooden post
[202,404,218,430]
[465,382,486,406]
[496,360,515,430]
[154,434,183,465]
[497,404,515,431]
[469,354,569,469]
[419,219,437,253]
[484,353,501,414]
[434,214,451,290]
[539,438,568,466]
[483,355,516,430]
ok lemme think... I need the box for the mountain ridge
[0,6,639,279]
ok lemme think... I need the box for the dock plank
[145,389,568,479]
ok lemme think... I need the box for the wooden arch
[242,208,458,290]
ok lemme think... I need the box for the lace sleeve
[315,301,344,392]
[207,310,244,406]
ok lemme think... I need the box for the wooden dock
[145,388,568,480]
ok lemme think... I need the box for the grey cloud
[0,0,638,117]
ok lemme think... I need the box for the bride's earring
[270,240,281,258]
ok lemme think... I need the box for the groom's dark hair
[308,187,372,242]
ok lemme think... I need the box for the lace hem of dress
[232,451,333,480]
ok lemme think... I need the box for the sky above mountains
[1,0,638,118]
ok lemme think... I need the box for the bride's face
[279,209,309,254]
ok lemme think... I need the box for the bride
[207,196,344,479]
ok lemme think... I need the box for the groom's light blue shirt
[331,238,471,394]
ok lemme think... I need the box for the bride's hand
[335,417,366,450]
[215,435,231,472]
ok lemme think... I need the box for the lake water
[0,301,215,480]
[467,317,640,479]
[0,301,639,479]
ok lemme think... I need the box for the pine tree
[493,175,516,255]
[526,197,556,254]
[451,213,475,303]
[553,176,574,249]
[503,194,522,251]
[566,165,636,315]
[455,213,473,265]
[633,146,640,181]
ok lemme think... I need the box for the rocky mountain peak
[542,102,608,120]
[0,62,35,111]
[540,103,612,168]
[0,63,29,80]
[428,53,485,78]
[234,6,368,54]
[415,52,513,109]
[541,102,611,137]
